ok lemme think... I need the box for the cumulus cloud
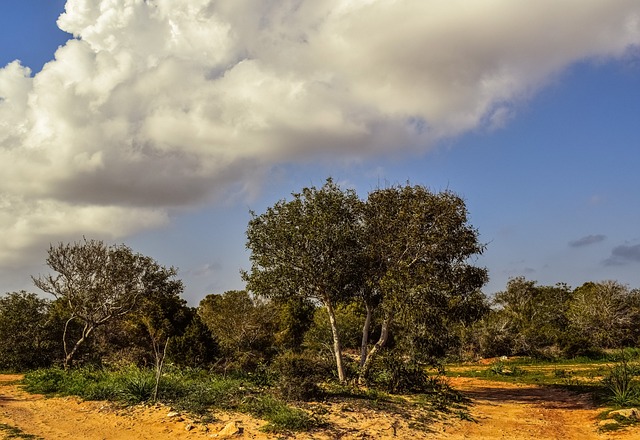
[1,0,639,265]
[569,234,606,248]
[604,244,640,266]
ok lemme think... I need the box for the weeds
[602,355,639,407]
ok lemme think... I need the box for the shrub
[366,351,432,394]
[270,351,325,400]
[602,357,639,407]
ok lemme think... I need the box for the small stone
[213,421,241,438]
[609,408,639,420]
[185,424,194,431]
[167,411,184,422]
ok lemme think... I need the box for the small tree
[243,179,363,382]
[33,238,174,369]
[198,290,277,370]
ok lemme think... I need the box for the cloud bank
[1,0,639,265]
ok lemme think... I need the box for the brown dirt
[1,374,638,439]
[431,377,638,440]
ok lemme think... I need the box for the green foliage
[568,281,640,350]
[242,395,316,432]
[486,277,572,357]
[0,291,60,371]
[270,351,327,401]
[304,302,367,352]
[32,238,185,369]
[273,297,316,351]
[365,350,434,394]
[198,290,277,370]
[602,355,640,407]
[487,360,524,377]
[167,311,220,368]
[23,366,317,433]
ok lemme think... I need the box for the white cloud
[0,0,639,265]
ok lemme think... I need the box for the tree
[125,267,188,400]
[487,277,572,357]
[243,179,363,382]
[567,281,636,350]
[198,290,277,370]
[32,238,179,369]
[358,185,488,380]
[168,310,220,368]
[0,291,59,370]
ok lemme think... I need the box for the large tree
[243,179,363,382]
[33,238,180,369]
[358,185,488,380]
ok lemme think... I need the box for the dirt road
[0,374,638,439]
[433,377,637,440]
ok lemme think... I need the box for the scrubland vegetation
[1,179,639,433]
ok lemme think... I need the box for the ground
[0,374,638,439]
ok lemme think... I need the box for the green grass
[22,366,317,433]
[446,354,640,409]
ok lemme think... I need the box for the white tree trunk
[325,300,346,382]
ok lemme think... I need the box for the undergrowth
[23,366,315,433]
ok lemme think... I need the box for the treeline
[467,277,640,359]
[0,179,638,396]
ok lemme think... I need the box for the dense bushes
[465,278,640,360]
[0,292,61,371]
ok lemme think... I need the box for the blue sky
[1,1,639,304]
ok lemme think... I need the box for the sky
[1,0,639,305]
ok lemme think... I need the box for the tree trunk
[360,302,373,367]
[359,315,390,384]
[64,323,94,369]
[153,338,170,402]
[325,300,346,382]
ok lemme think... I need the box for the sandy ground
[431,377,638,440]
[1,374,638,439]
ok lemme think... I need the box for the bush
[365,351,432,394]
[23,368,66,394]
[270,351,325,401]
[602,357,639,407]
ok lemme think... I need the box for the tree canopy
[33,238,184,369]
[244,178,488,382]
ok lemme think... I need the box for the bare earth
[1,374,638,439]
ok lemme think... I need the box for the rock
[608,408,639,420]
[212,421,243,438]
[167,411,184,422]
[185,424,194,431]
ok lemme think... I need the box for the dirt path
[1,374,638,439]
[432,377,637,440]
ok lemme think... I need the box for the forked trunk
[64,323,95,370]
[359,316,390,384]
